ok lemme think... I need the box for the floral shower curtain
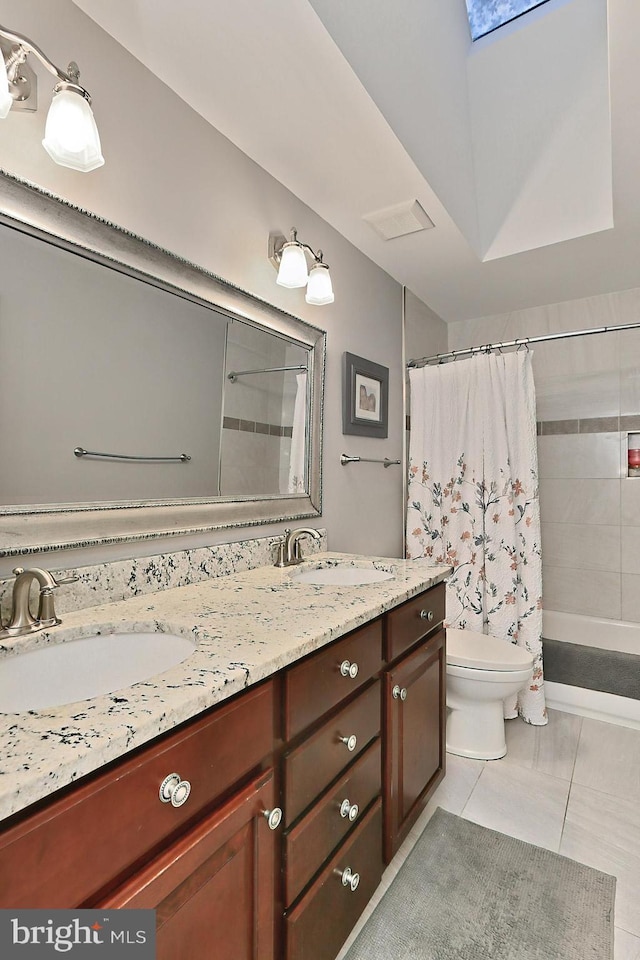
[406,351,546,725]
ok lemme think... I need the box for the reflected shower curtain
[287,372,307,493]
[406,351,546,725]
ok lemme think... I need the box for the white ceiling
[71,0,640,324]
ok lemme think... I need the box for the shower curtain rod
[406,321,640,368]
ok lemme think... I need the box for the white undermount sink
[291,566,394,586]
[0,631,196,713]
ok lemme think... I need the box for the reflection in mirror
[221,324,308,497]
[0,172,325,556]
[0,226,229,506]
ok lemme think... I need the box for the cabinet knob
[159,772,192,807]
[262,807,283,831]
[335,866,360,892]
[339,659,359,679]
[420,609,435,622]
[392,685,408,701]
[338,734,357,752]
[339,798,359,822]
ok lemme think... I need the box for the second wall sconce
[0,23,104,172]
[268,228,335,305]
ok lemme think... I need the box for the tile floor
[336,709,640,960]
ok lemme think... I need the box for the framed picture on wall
[342,352,389,438]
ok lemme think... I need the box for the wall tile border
[223,415,293,438]
[538,415,640,436]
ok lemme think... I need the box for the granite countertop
[0,553,450,823]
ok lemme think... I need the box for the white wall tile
[541,522,620,572]
[535,371,620,420]
[533,330,620,380]
[621,479,640,527]
[543,565,621,619]
[621,370,640,418]
[621,574,640,622]
[539,479,620,525]
[538,433,623,479]
[621,528,640,575]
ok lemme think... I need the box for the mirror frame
[0,171,325,558]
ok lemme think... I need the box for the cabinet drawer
[284,799,383,960]
[284,619,383,741]
[283,681,380,826]
[284,739,381,907]
[385,582,445,662]
[0,680,275,908]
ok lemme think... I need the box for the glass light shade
[305,263,334,305]
[42,88,104,172]
[276,241,308,288]
[0,54,13,119]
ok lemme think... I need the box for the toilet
[445,629,534,760]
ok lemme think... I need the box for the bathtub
[543,610,640,729]
[543,610,640,656]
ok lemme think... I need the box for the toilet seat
[446,628,533,671]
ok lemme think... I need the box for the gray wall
[404,288,448,423]
[0,0,405,573]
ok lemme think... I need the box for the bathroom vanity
[0,555,448,960]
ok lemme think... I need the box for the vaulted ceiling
[72,0,638,323]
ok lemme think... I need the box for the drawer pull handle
[392,685,408,701]
[339,659,359,679]
[263,807,283,831]
[339,798,360,822]
[159,772,192,807]
[420,609,435,622]
[339,734,358,752]
[335,866,360,892]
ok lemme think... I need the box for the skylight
[465,1,551,41]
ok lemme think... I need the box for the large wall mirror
[0,173,325,557]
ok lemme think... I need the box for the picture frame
[342,352,389,438]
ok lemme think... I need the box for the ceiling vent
[363,199,434,240]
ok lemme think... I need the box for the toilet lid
[446,628,533,671]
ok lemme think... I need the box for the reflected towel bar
[74,447,191,463]
[340,454,401,468]
[227,364,307,383]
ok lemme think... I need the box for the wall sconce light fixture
[0,24,104,172]
[268,228,334,305]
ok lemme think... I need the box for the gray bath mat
[344,807,615,960]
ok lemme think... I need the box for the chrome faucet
[0,567,78,640]
[275,527,322,567]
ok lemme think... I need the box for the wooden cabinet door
[383,630,446,862]
[100,769,279,960]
